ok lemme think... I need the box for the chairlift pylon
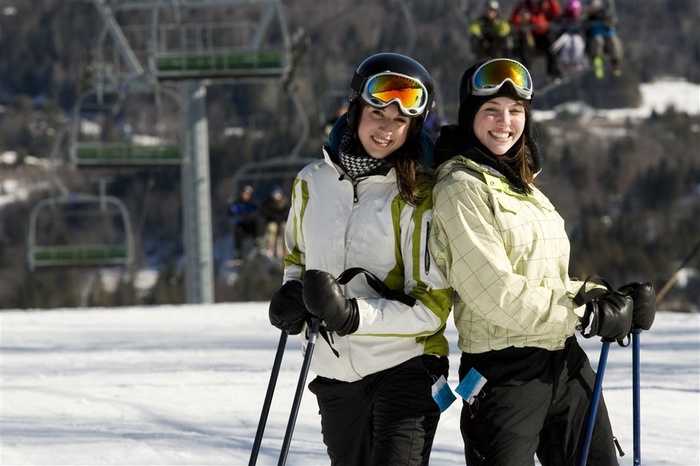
[82,0,299,303]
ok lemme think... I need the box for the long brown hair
[500,102,538,186]
[393,144,422,205]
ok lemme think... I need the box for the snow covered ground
[532,77,700,123]
[1,303,698,465]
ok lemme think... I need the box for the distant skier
[584,0,624,78]
[510,0,563,82]
[468,1,512,60]
[553,0,586,71]
[260,187,289,258]
[227,185,258,264]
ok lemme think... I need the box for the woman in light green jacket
[428,58,651,465]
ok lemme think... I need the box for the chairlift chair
[228,82,316,204]
[69,84,182,167]
[27,193,134,270]
[229,155,319,205]
[147,0,292,82]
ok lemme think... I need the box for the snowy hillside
[532,77,700,121]
[2,77,699,207]
[1,303,698,465]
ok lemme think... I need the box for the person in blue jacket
[268,52,452,466]
[584,0,623,78]
[227,185,258,264]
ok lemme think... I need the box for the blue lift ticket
[431,375,456,412]
[455,367,487,405]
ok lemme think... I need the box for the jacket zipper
[425,221,431,275]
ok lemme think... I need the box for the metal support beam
[90,0,144,77]
[181,81,214,304]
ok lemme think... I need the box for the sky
[1,303,698,466]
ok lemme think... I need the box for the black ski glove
[302,269,359,336]
[580,290,634,341]
[269,280,310,335]
[618,282,656,331]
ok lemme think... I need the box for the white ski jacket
[283,147,452,383]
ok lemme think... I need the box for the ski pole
[579,339,612,466]
[632,330,641,465]
[621,279,658,465]
[277,319,321,466]
[248,325,290,466]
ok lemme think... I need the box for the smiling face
[357,103,411,159]
[473,96,526,156]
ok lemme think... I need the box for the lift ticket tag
[455,368,487,405]
[431,375,456,412]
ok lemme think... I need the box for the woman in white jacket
[268,53,452,466]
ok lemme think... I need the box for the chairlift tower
[88,0,293,304]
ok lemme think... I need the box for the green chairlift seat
[74,142,181,166]
[155,50,287,80]
[32,245,129,267]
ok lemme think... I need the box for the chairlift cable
[135,175,156,242]
[397,0,416,56]
[48,125,71,197]
[287,87,309,159]
[307,1,365,33]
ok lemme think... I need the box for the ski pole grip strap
[337,267,417,308]
[573,275,614,307]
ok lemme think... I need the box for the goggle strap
[351,72,364,95]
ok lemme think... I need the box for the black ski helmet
[346,53,435,132]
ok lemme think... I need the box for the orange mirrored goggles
[470,58,533,100]
[361,72,429,116]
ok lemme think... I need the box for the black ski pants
[308,355,448,466]
[458,337,618,466]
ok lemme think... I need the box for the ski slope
[1,304,698,465]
